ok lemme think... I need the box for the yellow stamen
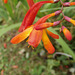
[31,46,34,50]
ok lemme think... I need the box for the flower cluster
[11,0,75,54]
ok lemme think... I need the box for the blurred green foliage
[0,0,75,75]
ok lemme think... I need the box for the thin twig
[53,52,72,58]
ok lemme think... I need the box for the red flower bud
[4,0,8,4]
[63,2,70,7]
[64,16,71,22]
[53,21,61,26]
[62,26,72,41]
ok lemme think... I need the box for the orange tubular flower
[62,26,72,41]
[4,0,8,4]
[63,2,75,7]
[11,0,61,54]
[64,16,75,26]
[18,0,59,32]
[28,10,61,50]
[11,10,60,54]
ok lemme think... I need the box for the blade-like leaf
[0,23,21,37]
[48,27,75,60]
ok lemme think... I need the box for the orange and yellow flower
[11,10,61,54]
[11,0,61,54]
[62,26,72,41]
[11,26,59,54]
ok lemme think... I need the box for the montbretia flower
[63,2,75,7]
[18,0,59,32]
[11,26,59,54]
[4,0,8,4]
[11,10,61,54]
[64,16,75,26]
[11,0,61,54]
[62,26,72,41]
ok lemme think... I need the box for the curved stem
[53,52,72,58]
[60,0,63,4]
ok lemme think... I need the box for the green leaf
[48,27,75,60]
[0,23,21,37]
[4,3,14,19]
[0,8,8,21]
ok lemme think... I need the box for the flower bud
[55,10,62,16]
[53,21,61,26]
[64,16,71,22]
[35,23,53,30]
[63,2,70,7]
[62,26,72,41]
[63,2,75,7]
[64,16,75,26]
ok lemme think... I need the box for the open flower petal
[42,30,55,54]
[46,29,59,39]
[11,26,33,44]
[28,29,43,48]
[27,0,34,8]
